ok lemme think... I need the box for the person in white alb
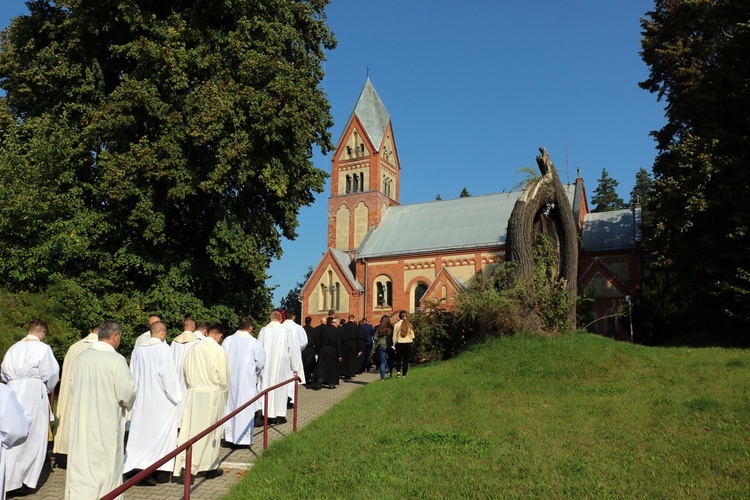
[0,384,31,500]
[124,321,183,484]
[282,310,307,406]
[170,321,202,428]
[1,319,60,494]
[222,317,265,447]
[174,324,229,482]
[53,324,100,466]
[66,321,137,500]
[258,311,300,425]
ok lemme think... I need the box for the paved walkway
[15,372,379,500]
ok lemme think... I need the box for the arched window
[320,284,328,310]
[359,172,365,191]
[414,283,428,310]
[374,275,393,309]
[345,174,351,194]
[353,173,359,192]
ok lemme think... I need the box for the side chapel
[301,79,643,341]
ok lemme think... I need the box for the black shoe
[328,384,335,389]
[205,468,224,479]
[138,476,158,487]
[287,401,294,409]
[153,471,171,484]
[277,417,287,424]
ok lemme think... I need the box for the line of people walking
[0,311,305,499]
[0,309,416,499]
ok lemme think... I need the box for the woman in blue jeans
[371,315,392,380]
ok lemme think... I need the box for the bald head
[148,315,161,326]
[183,317,196,332]
[149,321,167,341]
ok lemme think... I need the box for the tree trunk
[506,148,578,331]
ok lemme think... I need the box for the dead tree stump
[506,148,578,331]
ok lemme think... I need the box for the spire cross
[366,64,370,78]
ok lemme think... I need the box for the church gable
[422,267,466,310]
[379,123,399,169]
[580,257,632,298]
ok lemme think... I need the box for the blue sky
[0,1,664,305]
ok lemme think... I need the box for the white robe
[170,331,200,427]
[0,335,59,491]
[0,384,31,500]
[124,338,182,473]
[65,342,136,500]
[174,337,229,475]
[222,331,265,445]
[134,330,150,347]
[258,321,301,418]
[53,332,98,455]
[282,320,307,402]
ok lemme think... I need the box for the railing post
[293,376,299,431]
[184,445,192,499]
[263,392,269,450]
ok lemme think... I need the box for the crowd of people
[0,309,416,499]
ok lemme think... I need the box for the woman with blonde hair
[392,310,415,378]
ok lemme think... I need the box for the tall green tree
[629,167,654,207]
[459,187,471,198]
[0,0,335,340]
[590,168,625,212]
[640,0,750,342]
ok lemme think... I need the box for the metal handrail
[101,375,300,500]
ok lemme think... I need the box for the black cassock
[340,322,361,378]
[314,323,341,386]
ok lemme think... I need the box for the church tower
[327,78,401,252]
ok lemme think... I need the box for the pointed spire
[351,78,391,149]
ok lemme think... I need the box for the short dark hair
[98,321,122,340]
[196,322,208,331]
[28,318,47,335]
[304,316,312,325]
[238,316,254,330]
[285,309,296,320]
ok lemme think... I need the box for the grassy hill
[226,333,750,498]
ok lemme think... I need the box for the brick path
[14,373,378,500]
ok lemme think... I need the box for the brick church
[301,79,643,341]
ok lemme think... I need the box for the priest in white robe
[170,326,201,428]
[66,321,136,500]
[0,384,31,500]
[1,319,59,493]
[258,311,300,423]
[282,311,307,404]
[53,324,99,459]
[222,317,265,446]
[174,324,229,479]
[124,321,182,482]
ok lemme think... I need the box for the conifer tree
[590,169,625,212]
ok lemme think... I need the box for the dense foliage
[639,0,750,343]
[590,168,626,212]
[0,0,335,345]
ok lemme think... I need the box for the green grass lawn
[226,333,750,498]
